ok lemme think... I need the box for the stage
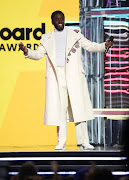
[0,1,129,179]
[0,146,128,179]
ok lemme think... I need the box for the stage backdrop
[0,0,79,151]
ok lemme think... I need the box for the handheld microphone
[105,36,114,55]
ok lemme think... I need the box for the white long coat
[26,27,105,126]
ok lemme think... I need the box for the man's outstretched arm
[19,42,46,60]
[80,33,113,52]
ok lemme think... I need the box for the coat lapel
[42,30,56,67]
[66,28,81,57]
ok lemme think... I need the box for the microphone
[105,36,114,55]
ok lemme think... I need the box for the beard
[54,24,64,31]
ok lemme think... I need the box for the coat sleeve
[80,33,105,52]
[24,43,46,60]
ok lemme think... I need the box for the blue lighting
[103,20,129,26]
[91,14,129,18]
[91,7,129,11]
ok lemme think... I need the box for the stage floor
[0,146,128,178]
[0,145,122,152]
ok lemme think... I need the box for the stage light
[0,157,127,161]
[8,171,129,176]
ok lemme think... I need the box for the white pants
[56,66,89,146]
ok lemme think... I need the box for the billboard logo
[0,23,45,40]
[0,23,45,51]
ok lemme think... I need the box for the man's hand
[105,39,113,49]
[19,42,28,55]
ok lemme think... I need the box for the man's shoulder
[67,27,82,37]
[66,27,81,33]
[40,31,53,40]
[66,27,82,40]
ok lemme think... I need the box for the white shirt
[54,27,67,67]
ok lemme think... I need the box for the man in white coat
[19,10,113,150]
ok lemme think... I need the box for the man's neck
[54,27,66,33]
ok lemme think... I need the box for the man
[19,10,113,150]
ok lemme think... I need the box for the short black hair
[19,162,37,180]
[51,10,65,21]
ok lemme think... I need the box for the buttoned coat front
[26,27,105,126]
